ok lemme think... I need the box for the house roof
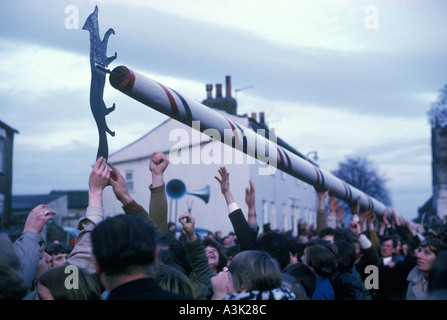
[12,193,65,211]
[50,190,88,208]
[0,120,19,134]
[12,190,88,212]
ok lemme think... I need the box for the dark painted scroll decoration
[83,6,117,160]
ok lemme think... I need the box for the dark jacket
[330,269,365,300]
[374,256,416,300]
[229,208,257,251]
[183,236,215,299]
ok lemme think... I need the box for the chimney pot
[260,112,265,124]
[251,112,257,121]
[216,84,222,98]
[206,84,213,99]
[226,75,231,98]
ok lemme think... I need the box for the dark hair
[304,239,338,278]
[420,237,447,256]
[225,245,241,261]
[38,265,102,300]
[157,234,193,276]
[256,231,290,270]
[0,233,28,299]
[282,262,316,298]
[334,240,356,272]
[202,238,228,272]
[288,240,305,263]
[91,214,157,276]
[319,227,345,242]
[428,250,447,299]
[46,243,70,256]
[380,235,399,248]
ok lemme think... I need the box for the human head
[415,237,447,274]
[427,250,447,299]
[156,234,192,276]
[282,262,316,298]
[393,235,402,257]
[91,214,157,288]
[318,227,344,243]
[281,273,309,300]
[228,250,282,292]
[37,265,102,300]
[46,243,70,268]
[202,238,227,274]
[288,240,305,264]
[334,240,357,272]
[167,222,176,233]
[222,235,234,248]
[225,245,241,265]
[256,231,290,270]
[35,243,52,280]
[301,239,338,278]
[154,262,195,298]
[380,235,397,258]
[0,233,28,299]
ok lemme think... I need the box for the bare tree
[428,84,447,128]
[331,156,392,207]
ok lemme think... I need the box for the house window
[0,137,4,174]
[270,202,276,230]
[0,193,4,215]
[0,128,5,174]
[282,203,288,231]
[125,171,134,193]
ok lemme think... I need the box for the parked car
[175,226,213,240]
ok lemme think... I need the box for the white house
[102,77,319,236]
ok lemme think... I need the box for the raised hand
[178,212,196,242]
[149,152,169,187]
[23,204,56,234]
[108,162,133,206]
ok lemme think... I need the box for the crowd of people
[1,151,447,301]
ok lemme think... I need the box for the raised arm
[178,211,215,298]
[245,180,259,236]
[108,152,169,233]
[13,204,56,289]
[67,156,109,273]
[315,187,329,234]
[215,167,257,251]
[148,152,169,232]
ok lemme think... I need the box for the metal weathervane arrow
[83,6,117,160]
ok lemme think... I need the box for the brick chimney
[259,111,265,125]
[251,112,257,121]
[226,75,231,98]
[202,76,237,115]
[216,84,222,98]
[206,84,213,99]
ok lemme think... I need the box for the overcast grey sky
[1,0,446,221]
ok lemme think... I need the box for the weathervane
[83,6,117,160]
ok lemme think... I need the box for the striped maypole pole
[108,65,392,217]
